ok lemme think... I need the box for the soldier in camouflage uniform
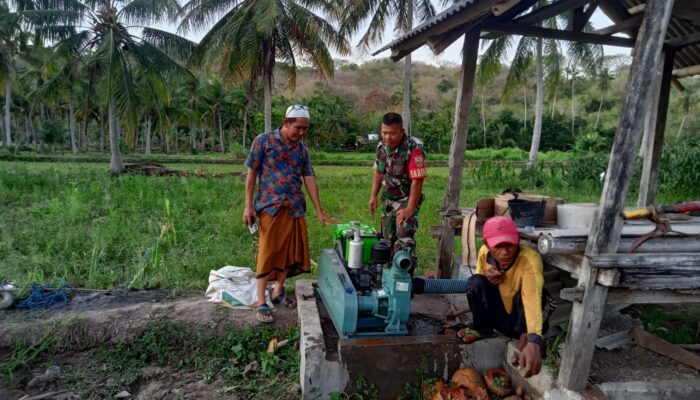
[369,113,427,270]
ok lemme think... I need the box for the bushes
[659,140,700,200]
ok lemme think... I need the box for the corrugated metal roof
[374,0,700,72]
[372,0,477,56]
[619,0,700,71]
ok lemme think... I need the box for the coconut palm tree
[676,87,697,141]
[53,0,194,172]
[180,0,350,133]
[202,78,230,153]
[341,0,436,134]
[478,1,602,165]
[593,67,613,130]
[1,0,84,147]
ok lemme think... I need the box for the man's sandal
[457,327,482,344]
[272,289,297,309]
[255,304,275,323]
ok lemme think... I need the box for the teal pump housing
[317,246,413,339]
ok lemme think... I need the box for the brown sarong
[256,203,310,280]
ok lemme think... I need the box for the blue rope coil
[16,282,75,310]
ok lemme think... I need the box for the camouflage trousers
[380,197,422,270]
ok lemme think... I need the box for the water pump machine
[317,223,412,338]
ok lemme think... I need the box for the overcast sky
[162,3,632,67]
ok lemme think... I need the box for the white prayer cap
[285,104,310,119]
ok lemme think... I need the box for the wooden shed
[374,0,700,391]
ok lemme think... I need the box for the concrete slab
[506,341,557,400]
[597,379,700,400]
[297,279,348,399]
[338,335,461,398]
[297,279,508,399]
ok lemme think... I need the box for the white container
[557,203,598,229]
[347,228,364,269]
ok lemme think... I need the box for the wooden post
[638,50,674,207]
[557,0,675,391]
[436,30,480,278]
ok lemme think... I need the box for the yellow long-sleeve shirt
[475,245,545,336]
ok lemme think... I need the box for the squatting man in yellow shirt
[460,216,556,378]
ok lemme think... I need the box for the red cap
[483,216,520,247]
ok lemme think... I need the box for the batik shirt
[245,129,314,218]
[374,136,427,201]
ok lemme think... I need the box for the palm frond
[503,36,535,99]
[119,0,182,26]
[141,27,196,61]
[53,29,91,57]
[478,36,511,85]
[178,0,242,34]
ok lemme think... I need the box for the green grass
[0,155,697,291]
[636,305,700,344]
[0,318,301,399]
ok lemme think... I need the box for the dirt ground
[0,289,300,400]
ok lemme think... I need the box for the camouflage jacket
[374,136,427,201]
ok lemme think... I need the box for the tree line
[1,1,699,172]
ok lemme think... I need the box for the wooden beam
[481,23,636,47]
[557,0,675,391]
[632,327,700,370]
[562,287,700,303]
[666,32,700,49]
[578,1,600,30]
[598,0,633,22]
[617,274,700,290]
[638,50,674,207]
[481,0,591,40]
[628,4,645,15]
[673,64,700,78]
[513,0,593,26]
[594,14,643,36]
[383,0,503,61]
[436,30,480,278]
[569,2,598,33]
[428,14,489,55]
[538,233,700,255]
[607,289,700,304]
[589,253,700,270]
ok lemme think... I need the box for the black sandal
[271,289,297,309]
[255,304,275,323]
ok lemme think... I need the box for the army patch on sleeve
[408,148,427,179]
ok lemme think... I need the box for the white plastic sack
[205,266,267,309]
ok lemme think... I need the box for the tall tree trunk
[402,0,413,134]
[109,99,125,173]
[218,111,225,152]
[99,106,105,152]
[481,87,486,148]
[190,121,196,151]
[69,99,78,153]
[165,127,172,154]
[677,114,687,140]
[81,68,94,152]
[263,39,274,133]
[243,110,249,149]
[28,111,36,148]
[595,97,604,130]
[174,127,178,153]
[523,89,528,130]
[145,115,152,154]
[551,89,557,118]
[4,79,11,146]
[528,38,544,166]
[571,73,576,137]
